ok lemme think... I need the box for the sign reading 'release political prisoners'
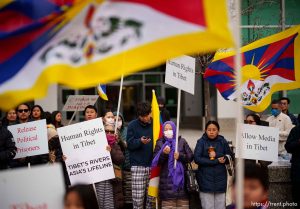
[165,55,196,95]
[7,120,48,159]
[0,164,65,209]
[57,118,115,185]
[63,95,99,111]
[236,124,279,162]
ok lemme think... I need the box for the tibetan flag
[205,25,300,112]
[151,90,163,149]
[97,84,108,101]
[148,90,163,198]
[0,0,233,111]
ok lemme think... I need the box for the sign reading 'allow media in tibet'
[63,95,99,111]
[165,55,196,95]
[57,118,115,185]
[236,124,279,162]
[8,120,48,159]
[0,164,65,209]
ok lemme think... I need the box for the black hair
[279,97,291,104]
[102,108,113,117]
[84,105,98,114]
[51,111,63,128]
[233,162,269,191]
[205,120,220,131]
[44,111,52,125]
[16,103,31,111]
[1,109,17,127]
[157,97,165,105]
[137,102,151,117]
[246,113,261,125]
[271,99,280,105]
[31,105,45,119]
[64,184,99,209]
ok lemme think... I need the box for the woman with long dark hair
[194,121,233,209]
[52,111,64,129]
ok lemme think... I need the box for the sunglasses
[105,130,114,134]
[18,109,29,113]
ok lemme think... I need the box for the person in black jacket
[194,121,233,209]
[158,97,171,122]
[127,102,153,209]
[285,125,300,209]
[0,125,17,170]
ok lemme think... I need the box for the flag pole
[115,74,124,134]
[234,1,244,209]
[174,89,181,168]
[68,110,77,125]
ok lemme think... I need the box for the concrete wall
[34,84,58,112]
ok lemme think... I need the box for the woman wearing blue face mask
[152,121,193,209]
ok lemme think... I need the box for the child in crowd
[227,163,269,209]
[64,184,99,209]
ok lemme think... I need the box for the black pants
[292,181,300,209]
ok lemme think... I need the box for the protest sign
[63,95,99,111]
[0,164,65,209]
[8,120,48,159]
[236,124,279,162]
[165,55,196,95]
[58,118,115,185]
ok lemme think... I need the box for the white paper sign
[236,124,279,162]
[57,118,115,185]
[165,55,196,95]
[63,95,99,111]
[0,164,65,209]
[8,120,48,159]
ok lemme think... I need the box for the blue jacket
[127,119,153,167]
[194,134,233,193]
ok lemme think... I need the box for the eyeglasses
[245,120,255,124]
[105,130,114,134]
[18,109,29,113]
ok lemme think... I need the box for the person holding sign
[152,121,193,209]
[194,121,233,209]
[244,114,272,167]
[127,102,153,209]
[11,103,48,167]
[82,105,125,209]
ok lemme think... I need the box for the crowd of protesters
[0,96,300,209]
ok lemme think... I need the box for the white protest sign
[236,124,279,162]
[165,55,196,95]
[0,164,65,209]
[58,118,115,185]
[63,95,99,111]
[8,120,48,159]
